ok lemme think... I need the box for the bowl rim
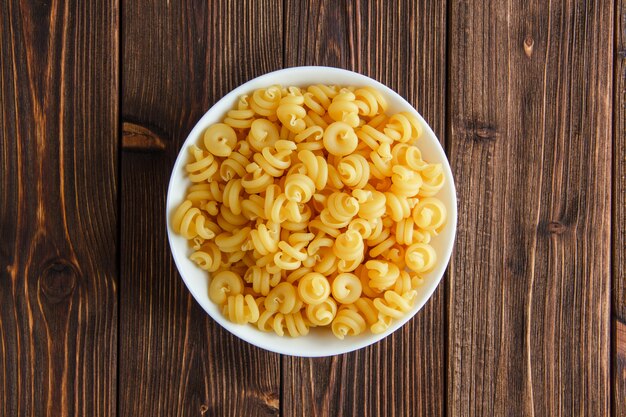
[166,65,457,357]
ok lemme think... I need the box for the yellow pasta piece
[418,163,445,197]
[323,122,358,156]
[297,150,328,190]
[306,298,337,326]
[283,311,310,337]
[186,145,218,182]
[264,282,297,314]
[224,105,255,130]
[242,162,274,194]
[253,140,296,177]
[331,273,362,304]
[328,90,360,127]
[354,86,388,117]
[282,172,315,203]
[277,91,307,133]
[412,197,447,231]
[209,271,244,305]
[331,306,367,339]
[390,165,423,197]
[297,272,331,305]
[244,265,281,296]
[222,294,260,324]
[405,243,437,273]
[204,123,237,157]
[249,86,282,118]
[333,230,365,261]
[365,260,400,292]
[190,242,221,272]
[336,154,370,189]
[383,112,421,143]
[248,119,280,151]
[353,189,386,220]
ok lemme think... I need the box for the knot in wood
[547,221,566,235]
[40,259,78,302]
[122,121,167,152]
[523,35,534,57]
[474,127,497,141]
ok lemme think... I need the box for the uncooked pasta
[172,84,448,339]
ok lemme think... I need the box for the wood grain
[448,1,612,416]
[1,0,618,416]
[282,1,447,416]
[614,1,625,415]
[119,1,282,416]
[0,1,118,416]
[616,322,626,417]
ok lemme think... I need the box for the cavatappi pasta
[172,84,447,339]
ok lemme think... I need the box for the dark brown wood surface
[1,0,622,416]
[0,1,119,416]
[448,0,613,416]
[119,1,282,416]
[615,1,625,415]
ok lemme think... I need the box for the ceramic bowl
[166,66,457,357]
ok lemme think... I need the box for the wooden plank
[614,1,625,415]
[448,1,612,416]
[281,1,447,416]
[119,1,282,416]
[0,1,118,416]
[616,322,626,417]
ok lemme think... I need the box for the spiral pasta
[282,311,310,337]
[331,273,362,304]
[405,243,437,273]
[412,197,447,232]
[331,306,367,339]
[222,294,260,324]
[277,91,307,133]
[328,89,360,127]
[322,192,359,227]
[297,150,328,190]
[244,265,281,296]
[209,271,244,305]
[172,83,448,339]
[336,154,370,189]
[204,123,237,157]
[353,189,386,220]
[383,112,421,143]
[186,145,218,182]
[323,122,358,156]
[354,86,388,117]
[190,242,221,272]
[224,107,255,130]
[305,84,338,114]
[250,86,282,118]
[365,260,400,291]
[172,200,215,240]
[297,272,331,305]
[306,298,337,326]
[248,119,280,151]
[418,163,445,197]
[333,230,365,261]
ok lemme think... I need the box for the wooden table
[1,1,623,416]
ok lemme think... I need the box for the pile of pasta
[172,84,447,339]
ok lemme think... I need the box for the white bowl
[166,66,457,357]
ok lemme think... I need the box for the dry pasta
[172,84,448,339]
